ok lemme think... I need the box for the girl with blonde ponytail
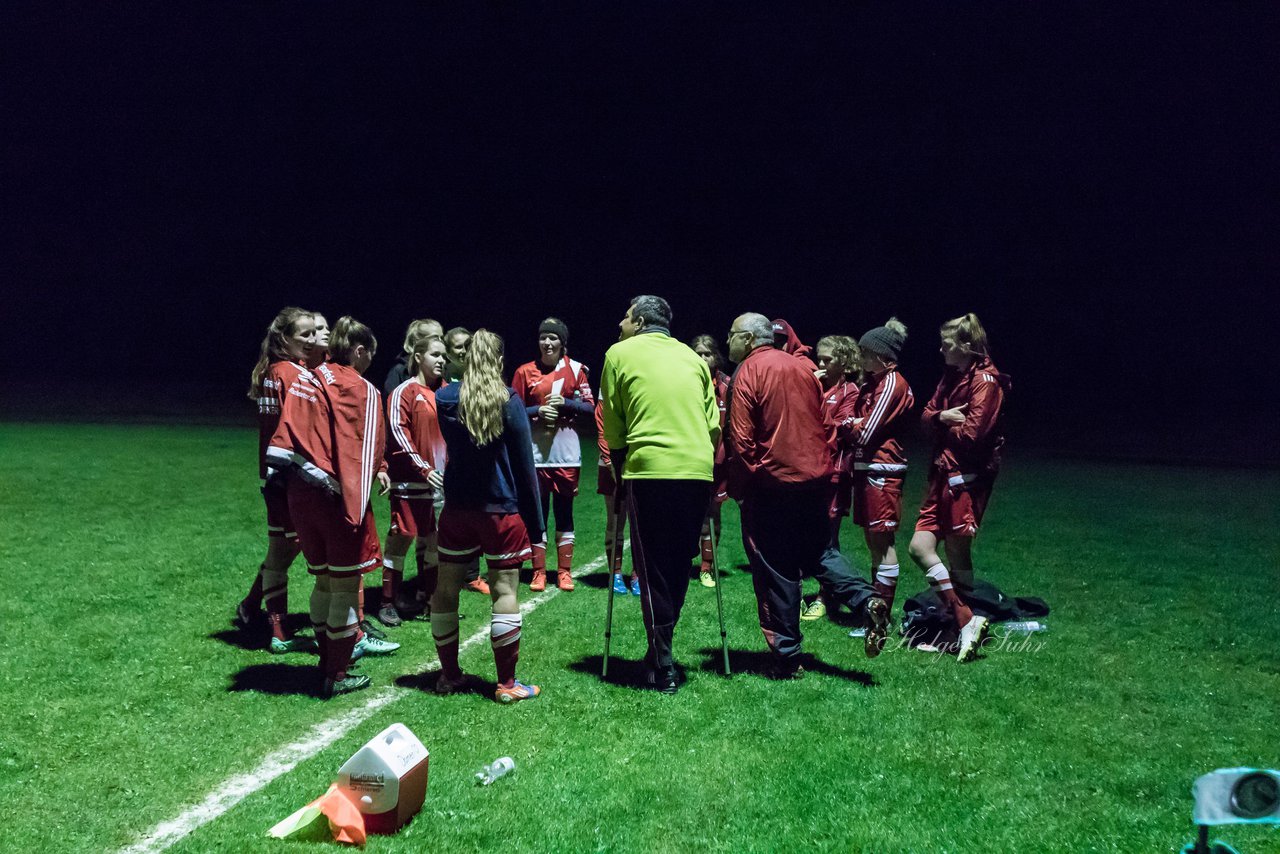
[431,330,546,704]
[908,312,1010,663]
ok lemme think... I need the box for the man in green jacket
[599,295,721,694]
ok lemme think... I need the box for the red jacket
[921,357,1009,477]
[726,346,832,496]
[821,377,858,474]
[385,377,445,490]
[840,369,915,475]
[268,362,387,526]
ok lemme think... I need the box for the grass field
[3,422,1278,853]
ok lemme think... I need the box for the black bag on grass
[900,579,1049,644]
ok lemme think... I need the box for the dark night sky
[4,3,1277,441]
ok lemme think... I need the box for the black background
[5,3,1276,456]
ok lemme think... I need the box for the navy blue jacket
[435,383,545,541]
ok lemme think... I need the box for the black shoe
[360,619,388,641]
[766,658,805,680]
[376,603,403,628]
[646,667,679,695]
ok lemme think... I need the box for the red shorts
[261,476,296,540]
[914,469,996,538]
[437,507,533,569]
[597,464,617,496]
[537,466,580,497]
[828,474,852,519]
[286,482,381,576]
[852,474,903,533]
[388,493,437,539]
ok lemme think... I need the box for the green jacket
[599,331,720,480]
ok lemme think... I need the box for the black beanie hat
[859,325,905,361]
[538,318,569,347]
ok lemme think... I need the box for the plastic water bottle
[475,757,515,785]
[1000,620,1048,634]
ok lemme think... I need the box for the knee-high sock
[556,531,574,572]
[924,563,972,627]
[262,567,288,641]
[311,574,332,674]
[874,563,900,611]
[431,610,461,678]
[491,613,522,688]
[245,565,265,608]
[382,555,405,601]
[326,575,361,680]
[531,538,547,573]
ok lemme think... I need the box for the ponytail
[329,316,377,367]
[940,313,989,358]
[248,306,311,400]
[458,330,508,446]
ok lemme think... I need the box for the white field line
[118,551,614,854]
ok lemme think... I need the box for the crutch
[601,490,623,678]
[709,517,731,676]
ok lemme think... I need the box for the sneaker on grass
[645,667,678,695]
[957,615,989,662]
[322,674,371,699]
[269,636,318,655]
[354,632,400,657]
[699,570,716,588]
[612,573,629,595]
[765,658,805,680]
[629,576,641,597]
[799,597,827,621]
[376,603,403,628]
[494,681,541,704]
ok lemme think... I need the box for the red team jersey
[385,378,446,496]
[839,369,915,475]
[256,359,310,481]
[267,362,387,526]
[512,356,594,468]
[920,357,1008,479]
[820,378,858,475]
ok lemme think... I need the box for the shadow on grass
[228,662,319,696]
[694,647,878,687]
[576,570,612,590]
[208,612,314,651]
[392,672,498,700]
[567,655,690,692]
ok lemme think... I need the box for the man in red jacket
[726,314,889,679]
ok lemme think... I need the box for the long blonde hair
[457,329,508,446]
[248,306,311,400]
[940,313,988,358]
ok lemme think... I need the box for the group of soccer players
[239,304,1007,699]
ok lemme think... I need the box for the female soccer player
[384,318,443,395]
[240,307,318,652]
[511,318,594,592]
[908,313,1009,662]
[266,316,398,698]
[691,334,730,589]
[431,330,545,703]
[438,326,490,596]
[378,334,448,627]
[800,334,861,621]
[840,320,914,653]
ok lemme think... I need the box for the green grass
[2,423,1278,853]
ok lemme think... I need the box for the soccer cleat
[699,569,716,588]
[376,603,403,628]
[354,632,400,657]
[766,659,805,680]
[433,671,471,696]
[322,673,371,698]
[270,635,318,655]
[494,680,541,704]
[800,597,827,622]
[612,573,629,595]
[629,576,641,597]
[556,570,575,591]
[957,615,990,662]
[645,667,679,694]
[233,599,260,629]
[360,619,389,641]
[863,597,890,659]
[464,577,491,596]
[529,570,547,592]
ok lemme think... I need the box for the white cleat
[957,615,989,662]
